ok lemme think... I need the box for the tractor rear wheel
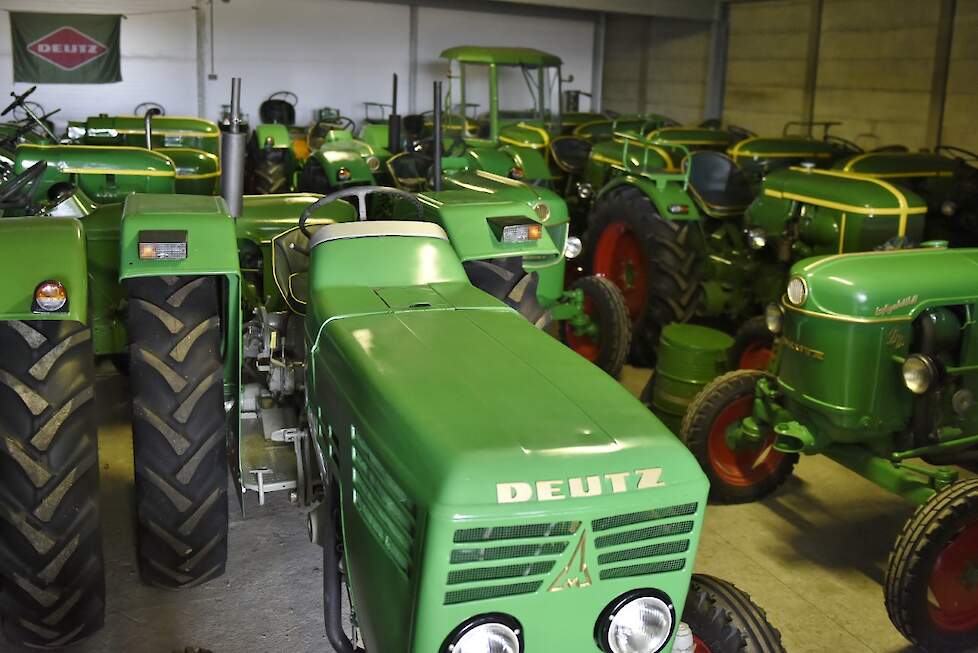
[253,150,291,195]
[682,574,786,653]
[126,276,228,589]
[463,258,548,327]
[0,320,104,649]
[585,185,702,367]
[681,370,796,503]
[559,275,630,378]
[728,316,775,371]
[885,477,978,650]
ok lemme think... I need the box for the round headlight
[337,167,352,182]
[443,616,522,653]
[903,354,937,395]
[366,155,381,172]
[747,227,767,250]
[564,236,583,259]
[533,202,551,223]
[786,276,808,306]
[765,303,783,334]
[597,591,675,653]
[34,280,67,312]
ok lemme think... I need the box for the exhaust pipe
[387,73,401,154]
[220,77,246,218]
[322,481,363,653]
[432,81,442,191]
[143,107,162,150]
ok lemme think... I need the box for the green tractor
[681,244,978,651]
[0,89,59,170]
[0,78,787,652]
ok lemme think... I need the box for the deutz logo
[28,27,107,71]
[496,468,664,504]
[548,532,591,592]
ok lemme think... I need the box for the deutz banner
[10,12,122,84]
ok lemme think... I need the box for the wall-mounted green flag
[10,12,122,84]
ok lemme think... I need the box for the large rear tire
[559,275,630,378]
[585,185,702,366]
[683,574,786,653]
[126,276,228,589]
[885,478,978,650]
[681,370,796,504]
[0,320,104,648]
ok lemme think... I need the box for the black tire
[126,276,228,589]
[559,275,630,377]
[683,573,786,653]
[463,258,548,327]
[728,316,775,371]
[0,320,104,648]
[253,150,291,195]
[885,478,978,650]
[681,370,797,503]
[639,373,655,406]
[584,185,702,366]
[297,158,331,195]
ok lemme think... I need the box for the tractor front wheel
[126,276,229,589]
[682,574,786,653]
[0,320,105,649]
[728,316,775,371]
[585,185,702,367]
[681,370,796,503]
[559,275,630,378]
[885,477,978,650]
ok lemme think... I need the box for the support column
[591,12,606,113]
[408,5,419,114]
[194,0,208,117]
[637,17,653,114]
[801,0,824,125]
[926,0,956,148]
[704,1,729,121]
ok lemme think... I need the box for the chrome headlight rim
[441,613,523,653]
[786,276,808,306]
[595,589,676,653]
[533,201,551,223]
[564,235,583,259]
[903,354,938,395]
[365,155,381,172]
[765,302,784,334]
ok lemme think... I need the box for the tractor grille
[444,521,579,605]
[351,429,416,577]
[592,502,697,581]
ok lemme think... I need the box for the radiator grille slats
[591,504,697,581]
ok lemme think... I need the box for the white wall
[0,0,596,131]
[0,0,197,131]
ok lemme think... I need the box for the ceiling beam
[490,0,717,20]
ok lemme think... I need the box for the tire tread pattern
[684,573,786,653]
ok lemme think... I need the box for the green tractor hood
[835,151,958,179]
[68,115,221,154]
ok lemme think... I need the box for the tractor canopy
[440,46,562,67]
[66,115,221,155]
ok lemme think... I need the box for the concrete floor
[68,364,921,653]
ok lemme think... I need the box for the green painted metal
[67,114,221,155]
[440,45,562,67]
[254,123,292,149]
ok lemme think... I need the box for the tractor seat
[388,151,433,191]
[403,114,425,141]
[550,137,593,175]
[271,226,314,313]
[686,150,754,217]
[260,99,296,126]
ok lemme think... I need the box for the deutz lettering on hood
[497,468,664,503]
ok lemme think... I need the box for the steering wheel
[1,86,37,117]
[268,91,298,106]
[12,101,45,123]
[825,135,863,154]
[0,161,47,207]
[936,145,978,162]
[298,185,425,238]
[134,102,166,116]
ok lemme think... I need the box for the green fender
[598,175,701,221]
[255,123,293,149]
[358,123,389,151]
[0,217,88,324]
[309,148,374,186]
[464,146,515,177]
[70,115,221,155]
[501,145,551,181]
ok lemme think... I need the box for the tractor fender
[309,149,374,186]
[597,175,701,221]
[464,146,517,178]
[0,217,89,323]
[255,123,292,149]
[500,144,552,182]
[118,194,240,281]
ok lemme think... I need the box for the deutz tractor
[682,245,978,651]
[0,78,788,653]
[582,126,919,366]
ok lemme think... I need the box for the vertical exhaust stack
[432,81,443,192]
[387,73,401,154]
[143,107,162,150]
[221,77,246,218]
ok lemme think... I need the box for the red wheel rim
[592,221,647,322]
[693,634,713,653]
[739,343,773,370]
[706,395,786,487]
[928,520,978,631]
[563,293,599,362]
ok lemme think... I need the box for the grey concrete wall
[602,14,646,113]
[723,0,811,135]
[943,0,978,151]
[813,0,940,150]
